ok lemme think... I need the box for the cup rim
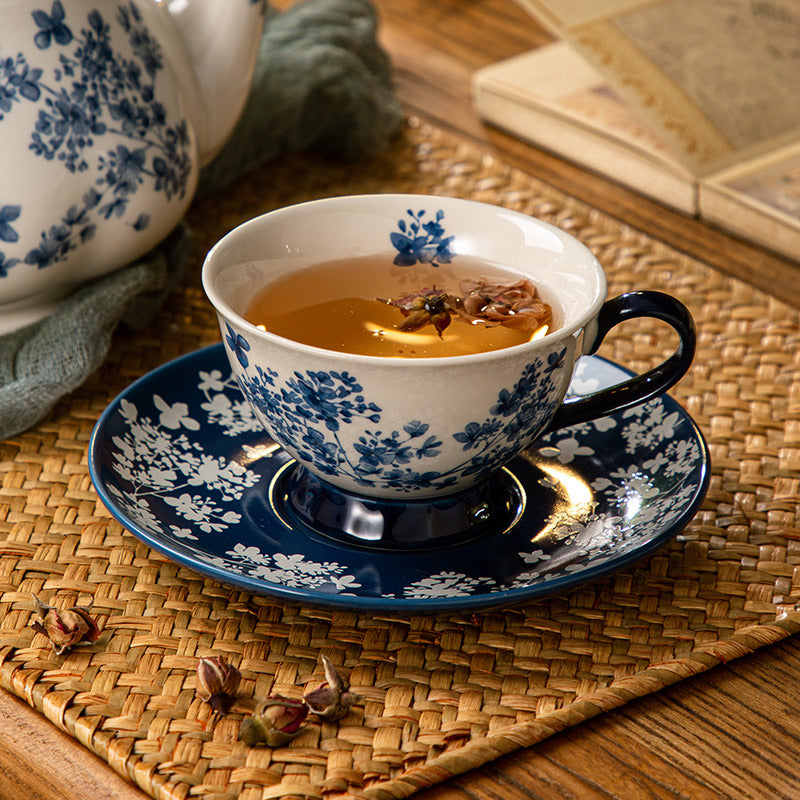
[201,194,607,367]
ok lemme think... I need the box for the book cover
[700,144,800,258]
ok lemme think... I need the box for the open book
[472,0,800,260]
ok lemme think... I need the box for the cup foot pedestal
[88,344,711,610]
[271,464,526,551]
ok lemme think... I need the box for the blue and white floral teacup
[202,195,695,507]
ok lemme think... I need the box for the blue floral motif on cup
[225,322,251,369]
[32,2,74,50]
[0,206,22,276]
[390,208,455,267]
[0,1,192,275]
[0,205,21,243]
[227,329,568,494]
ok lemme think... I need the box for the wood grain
[0,689,147,800]
[416,634,800,800]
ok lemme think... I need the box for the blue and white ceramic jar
[0,0,266,332]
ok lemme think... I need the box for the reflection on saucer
[268,461,527,550]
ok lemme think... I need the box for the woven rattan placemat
[2,118,799,800]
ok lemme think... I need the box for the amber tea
[244,255,555,358]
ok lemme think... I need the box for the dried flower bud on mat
[303,654,361,721]
[29,594,101,656]
[196,655,241,715]
[239,695,309,746]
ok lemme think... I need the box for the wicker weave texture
[1,120,799,800]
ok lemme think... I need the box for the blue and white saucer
[89,344,710,612]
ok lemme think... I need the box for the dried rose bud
[429,309,451,337]
[384,288,454,338]
[383,278,553,339]
[397,307,433,332]
[29,594,101,656]
[196,655,241,716]
[303,654,361,722]
[459,277,552,332]
[239,695,308,746]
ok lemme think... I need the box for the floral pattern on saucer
[104,373,261,539]
[89,345,709,611]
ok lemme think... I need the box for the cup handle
[545,290,696,433]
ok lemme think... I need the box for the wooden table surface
[2,2,799,799]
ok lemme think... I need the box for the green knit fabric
[0,0,402,440]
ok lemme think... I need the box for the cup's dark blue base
[272,464,526,551]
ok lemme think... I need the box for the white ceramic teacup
[202,195,695,516]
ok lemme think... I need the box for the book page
[473,43,698,212]
[486,42,677,164]
[514,0,800,175]
[559,85,674,162]
[699,144,800,258]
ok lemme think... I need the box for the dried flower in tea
[383,277,551,339]
[383,287,456,337]
[245,256,554,358]
[303,654,362,722]
[196,655,241,715]
[29,594,101,656]
[239,695,309,747]
[457,277,553,331]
